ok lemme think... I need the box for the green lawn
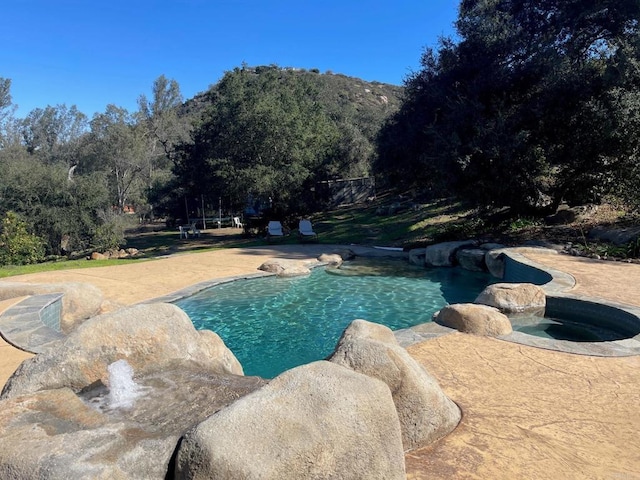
[310,198,479,248]
[0,257,148,279]
[0,196,531,278]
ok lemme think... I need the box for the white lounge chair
[267,221,285,242]
[298,219,317,241]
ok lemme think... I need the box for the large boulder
[1,303,243,399]
[425,240,476,267]
[329,320,461,451]
[0,365,266,480]
[456,248,487,272]
[0,281,104,333]
[475,283,546,313]
[317,252,343,266]
[258,258,313,277]
[175,361,406,480]
[435,303,513,336]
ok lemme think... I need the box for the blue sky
[2,1,459,119]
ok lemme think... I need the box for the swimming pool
[175,258,494,378]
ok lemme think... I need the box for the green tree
[137,75,195,220]
[0,77,18,149]
[137,75,193,167]
[0,147,112,255]
[175,66,341,216]
[20,104,88,165]
[378,0,640,212]
[85,105,148,213]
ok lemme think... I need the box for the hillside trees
[136,75,196,220]
[0,75,197,263]
[173,66,399,217]
[84,105,150,214]
[20,104,88,167]
[378,0,640,213]
[0,144,111,256]
[137,74,193,167]
[174,66,341,216]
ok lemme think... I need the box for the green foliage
[0,211,45,265]
[174,66,402,217]
[92,222,124,252]
[378,0,640,213]
[91,208,127,252]
[0,146,113,255]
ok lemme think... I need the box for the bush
[0,211,46,265]
[91,209,127,252]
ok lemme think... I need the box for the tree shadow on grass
[124,228,261,259]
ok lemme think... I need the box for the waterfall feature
[107,359,142,409]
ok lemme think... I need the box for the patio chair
[232,216,243,229]
[298,219,318,242]
[266,221,285,242]
[178,225,189,239]
[190,223,201,237]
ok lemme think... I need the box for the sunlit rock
[175,361,405,480]
[1,303,243,399]
[435,303,513,336]
[329,319,461,450]
[475,283,546,313]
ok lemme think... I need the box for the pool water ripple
[176,260,493,378]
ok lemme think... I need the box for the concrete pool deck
[0,243,639,479]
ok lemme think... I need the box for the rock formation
[329,319,461,450]
[475,283,546,313]
[0,299,464,478]
[456,248,488,272]
[435,303,513,336]
[175,361,406,479]
[0,364,266,479]
[1,303,242,399]
[425,240,477,267]
[258,258,313,276]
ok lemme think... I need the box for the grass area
[0,225,257,278]
[1,196,636,278]
[0,257,147,279]
[310,197,482,248]
[0,199,468,277]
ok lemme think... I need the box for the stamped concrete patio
[1,244,639,479]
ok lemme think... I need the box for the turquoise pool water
[175,259,493,378]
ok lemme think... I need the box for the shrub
[0,211,46,265]
[91,209,126,252]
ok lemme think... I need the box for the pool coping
[396,249,640,357]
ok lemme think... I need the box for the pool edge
[397,249,640,357]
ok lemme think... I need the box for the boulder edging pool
[397,247,640,356]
